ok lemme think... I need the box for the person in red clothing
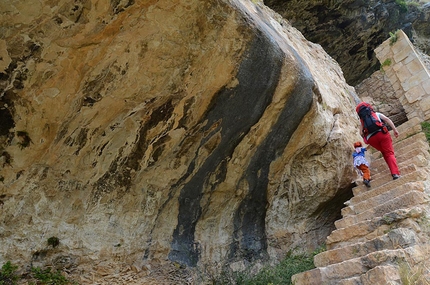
[356,102,400,180]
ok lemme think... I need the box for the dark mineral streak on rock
[230,46,314,263]
[93,100,174,199]
[168,31,284,267]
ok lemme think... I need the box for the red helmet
[354,141,362,148]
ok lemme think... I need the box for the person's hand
[393,128,399,138]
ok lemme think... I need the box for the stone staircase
[292,119,430,284]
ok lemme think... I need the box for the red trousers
[357,164,371,180]
[367,131,400,175]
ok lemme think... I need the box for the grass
[389,31,399,45]
[421,121,430,143]
[0,261,19,285]
[229,247,324,285]
[399,260,430,285]
[0,261,76,285]
[31,267,72,285]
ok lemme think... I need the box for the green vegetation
[398,260,430,285]
[47,237,60,248]
[380,58,392,72]
[395,0,408,12]
[0,261,19,285]
[0,261,76,285]
[223,247,325,285]
[421,121,430,143]
[389,31,399,45]
[31,267,72,285]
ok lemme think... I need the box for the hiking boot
[363,179,371,187]
[392,174,400,180]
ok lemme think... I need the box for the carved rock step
[370,140,429,172]
[337,265,401,285]
[326,206,425,250]
[342,181,425,218]
[370,154,428,182]
[353,163,419,193]
[371,124,427,157]
[395,117,422,136]
[353,167,426,197]
[335,190,427,230]
[368,130,426,161]
[292,245,424,285]
[314,228,418,267]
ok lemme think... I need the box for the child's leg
[357,164,371,180]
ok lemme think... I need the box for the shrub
[421,121,430,143]
[0,261,19,285]
[389,31,399,45]
[233,248,323,285]
[31,267,70,285]
[47,237,60,248]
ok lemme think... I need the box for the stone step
[292,245,422,285]
[368,131,426,162]
[353,163,418,193]
[369,138,428,170]
[342,180,424,218]
[393,130,427,150]
[370,154,428,182]
[395,117,423,137]
[335,190,427,229]
[352,167,426,197]
[314,228,418,267]
[369,138,429,172]
[337,265,401,285]
[368,127,425,155]
[326,206,426,250]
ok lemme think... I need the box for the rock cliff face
[264,0,424,86]
[0,0,358,277]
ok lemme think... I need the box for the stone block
[404,84,425,103]
[403,51,417,65]
[375,44,391,60]
[396,66,412,83]
[421,96,430,113]
[402,69,428,91]
[422,78,430,93]
[392,33,412,53]
[392,62,403,72]
[360,265,401,285]
[406,58,426,75]
[393,46,413,63]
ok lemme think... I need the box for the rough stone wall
[263,0,420,86]
[355,71,407,126]
[375,29,430,122]
[0,0,359,277]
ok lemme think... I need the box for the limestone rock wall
[355,70,408,126]
[0,0,359,274]
[264,0,423,86]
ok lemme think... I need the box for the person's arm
[379,113,399,138]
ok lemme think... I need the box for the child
[353,141,371,187]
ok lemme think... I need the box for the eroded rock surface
[264,0,425,86]
[0,0,359,281]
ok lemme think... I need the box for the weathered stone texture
[264,0,423,86]
[0,0,359,280]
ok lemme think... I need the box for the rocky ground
[17,260,194,285]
